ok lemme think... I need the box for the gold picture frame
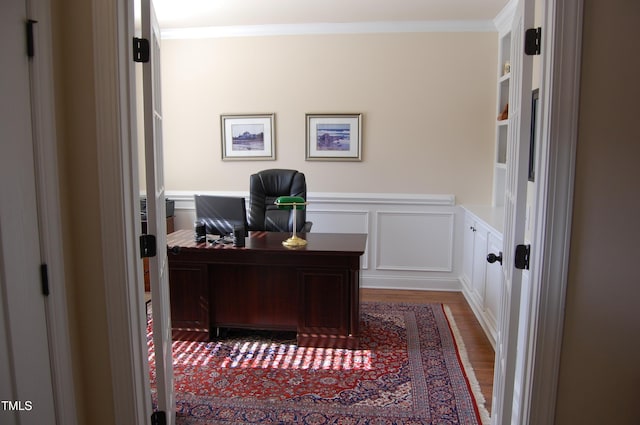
[305,113,362,161]
[221,113,275,161]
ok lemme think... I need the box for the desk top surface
[167,229,367,255]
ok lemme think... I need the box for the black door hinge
[525,27,542,56]
[40,263,50,296]
[133,37,150,63]
[151,411,166,425]
[26,19,38,58]
[515,244,531,270]
[140,234,157,258]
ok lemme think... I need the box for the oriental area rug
[148,302,490,425]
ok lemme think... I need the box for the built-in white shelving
[493,29,512,207]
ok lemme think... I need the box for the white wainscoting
[165,191,463,291]
[376,211,454,272]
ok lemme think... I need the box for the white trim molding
[310,192,455,206]
[166,190,455,207]
[161,20,499,40]
[494,0,517,34]
[93,0,151,423]
[520,0,583,423]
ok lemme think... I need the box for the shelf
[492,29,512,208]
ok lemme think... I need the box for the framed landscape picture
[305,113,362,161]
[221,113,275,160]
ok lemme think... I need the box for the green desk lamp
[274,196,308,247]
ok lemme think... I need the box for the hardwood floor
[361,288,495,413]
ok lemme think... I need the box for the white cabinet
[484,231,503,334]
[462,214,475,292]
[462,215,489,308]
[461,208,503,348]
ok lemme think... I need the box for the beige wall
[160,32,497,204]
[556,1,640,423]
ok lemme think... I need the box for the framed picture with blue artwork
[305,113,362,161]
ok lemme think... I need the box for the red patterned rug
[148,303,490,424]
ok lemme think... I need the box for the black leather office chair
[248,169,312,232]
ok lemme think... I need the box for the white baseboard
[460,278,497,349]
[363,275,463,292]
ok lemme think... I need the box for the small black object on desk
[194,220,206,243]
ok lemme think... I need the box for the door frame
[88,0,583,423]
[92,0,153,423]
[517,0,583,423]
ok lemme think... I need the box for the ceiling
[151,0,512,29]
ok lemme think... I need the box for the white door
[142,0,175,422]
[0,0,56,423]
[491,0,534,423]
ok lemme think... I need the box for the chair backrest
[248,169,307,232]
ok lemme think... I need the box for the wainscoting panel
[376,211,454,272]
[165,191,463,291]
[306,209,370,270]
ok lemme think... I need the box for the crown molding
[493,0,517,34]
[161,20,498,39]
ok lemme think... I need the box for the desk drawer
[211,265,298,330]
[168,262,209,332]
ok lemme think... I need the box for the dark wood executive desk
[166,229,367,348]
